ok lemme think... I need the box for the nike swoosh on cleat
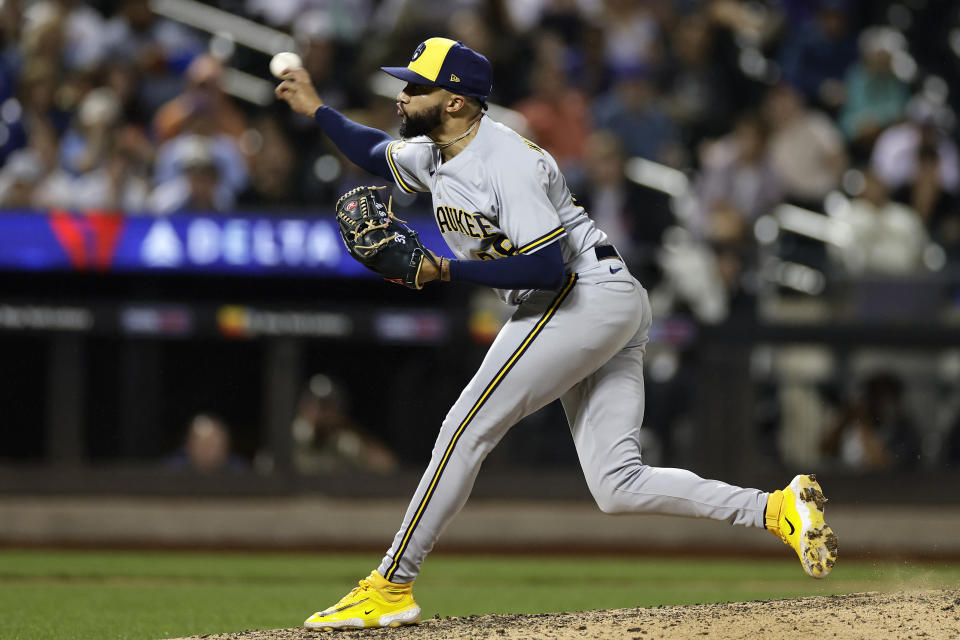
[322,597,369,616]
[784,516,796,536]
[609,266,622,274]
[364,609,375,615]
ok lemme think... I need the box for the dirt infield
[171,589,959,640]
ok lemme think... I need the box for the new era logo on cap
[381,37,492,102]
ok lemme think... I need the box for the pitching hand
[275,68,324,117]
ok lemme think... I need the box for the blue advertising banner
[0,210,445,278]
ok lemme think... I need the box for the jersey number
[473,235,516,260]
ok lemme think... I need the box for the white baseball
[270,52,303,78]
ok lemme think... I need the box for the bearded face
[400,103,443,139]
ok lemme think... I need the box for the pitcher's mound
[169,589,960,640]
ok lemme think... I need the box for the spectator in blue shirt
[779,0,858,111]
[592,63,682,167]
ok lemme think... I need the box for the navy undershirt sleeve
[448,241,566,290]
[313,106,392,181]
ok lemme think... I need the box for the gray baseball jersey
[375,116,769,584]
[385,117,608,304]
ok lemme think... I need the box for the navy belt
[594,245,619,261]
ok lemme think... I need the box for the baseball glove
[335,186,438,290]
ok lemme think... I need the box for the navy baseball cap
[382,37,492,103]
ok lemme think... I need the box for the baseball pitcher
[274,37,838,630]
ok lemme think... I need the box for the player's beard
[400,104,443,139]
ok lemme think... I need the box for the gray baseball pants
[378,256,768,583]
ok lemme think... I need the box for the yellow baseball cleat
[304,570,421,630]
[766,474,838,579]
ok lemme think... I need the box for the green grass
[1,549,958,640]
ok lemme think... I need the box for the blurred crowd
[2,0,960,290]
[162,374,399,475]
[2,1,959,277]
[5,0,960,474]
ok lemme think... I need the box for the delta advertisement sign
[0,210,444,277]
